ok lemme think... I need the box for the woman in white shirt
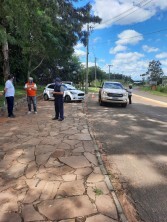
[127,85,133,104]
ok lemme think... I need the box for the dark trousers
[6,96,14,116]
[54,97,64,119]
[128,95,132,104]
[27,96,37,112]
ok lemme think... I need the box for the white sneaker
[34,112,37,114]
[27,111,31,114]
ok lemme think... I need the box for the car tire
[64,95,71,102]
[44,94,49,101]
[122,103,127,108]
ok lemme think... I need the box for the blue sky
[74,0,167,80]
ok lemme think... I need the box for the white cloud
[116,30,143,45]
[74,49,86,57]
[142,45,159,53]
[93,37,101,43]
[156,52,167,59]
[82,62,96,68]
[110,45,127,54]
[160,59,167,66]
[91,0,163,29]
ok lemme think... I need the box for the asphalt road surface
[86,90,167,222]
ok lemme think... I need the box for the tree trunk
[2,37,10,82]
[27,54,32,79]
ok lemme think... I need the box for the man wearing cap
[4,75,15,118]
[52,77,64,121]
[25,77,37,114]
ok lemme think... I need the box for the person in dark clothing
[127,84,133,104]
[52,78,64,121]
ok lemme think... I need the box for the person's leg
[55,99,59,119]
[27,96,32,112]
[59,97,64,120]
[129,95,132,104]
[32,96,37,112]
[6,97,14,117]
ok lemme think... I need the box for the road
[86,90,167,222]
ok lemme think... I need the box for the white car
[43,83,85,102]
[99,81,128,107]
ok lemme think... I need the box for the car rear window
[103,83,123,89]
[48,84,54,89]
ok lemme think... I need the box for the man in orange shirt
[24,77,37,114]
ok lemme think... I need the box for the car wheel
[99,97,104,106]
[122,103,127,108]
[44,94,49,101]
[64,95,71,102]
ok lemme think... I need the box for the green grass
[141,86,167,97]
[88,87,100,93]
[93,188,103,196]
[0,85,44,107]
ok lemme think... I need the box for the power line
[89,27,167,47]
[93,0,153,27]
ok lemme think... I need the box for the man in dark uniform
[52,77,64,121]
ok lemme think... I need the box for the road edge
[83,95,128,222]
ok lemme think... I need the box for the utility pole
[85,24,89,94]
[108,64,112,80]
[95,57,97,88]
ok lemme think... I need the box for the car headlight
[102,91,107,95]
[70,91,77,95]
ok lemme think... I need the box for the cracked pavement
[0,100,119,222]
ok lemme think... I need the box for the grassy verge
[88,87,99,93]
[0,85,44,107]
[141,86,167,97]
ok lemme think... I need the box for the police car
[43,83,85,102]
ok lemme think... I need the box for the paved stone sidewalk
[0,100,119,222]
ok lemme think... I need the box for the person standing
[52,77,64,121]
[25,77,37,114]
[4,75,15,118]
[127,84,133,104]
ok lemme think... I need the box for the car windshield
[64,84,76,90]
[103,83,123,89]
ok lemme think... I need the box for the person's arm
[32,83,37,91]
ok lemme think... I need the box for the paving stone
[57,180,85,196]
[69,134,92,141]
[63,140,81,147]
[45,157,64,168]
[22,204,44,221]
[85,214,116,222]
[35,145,57,155]
[83,141,95,153]
[87,186,96,202]
[73,147,85,152]
[46,165,74,176]
[23,138,41,146]
[4,161,27,179]
[59,156,91,169]
[0,189,18,212]
[93,167,102,174]
[95,195,118,220]
[38,195,97,221]
[84,152,98,166]
[25,161,37,179]
[75,167,93,177]
[40,181,60,200]
[87,173,104,183]
[59,219,75,222]
[0,212,22,222]
[41,137,62,146]
[60,128,79,135]
[62,174,76,181]
[51,149,65,158]
[36,152,52,165]
[94,181,109,195]
[56,142,71,150]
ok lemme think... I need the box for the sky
[74,0,167,80]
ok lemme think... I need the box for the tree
[146,60,164,84]
[0,0,101,82]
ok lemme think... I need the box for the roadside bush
[157,86,167,93]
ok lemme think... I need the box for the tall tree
[146,60,164,83]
